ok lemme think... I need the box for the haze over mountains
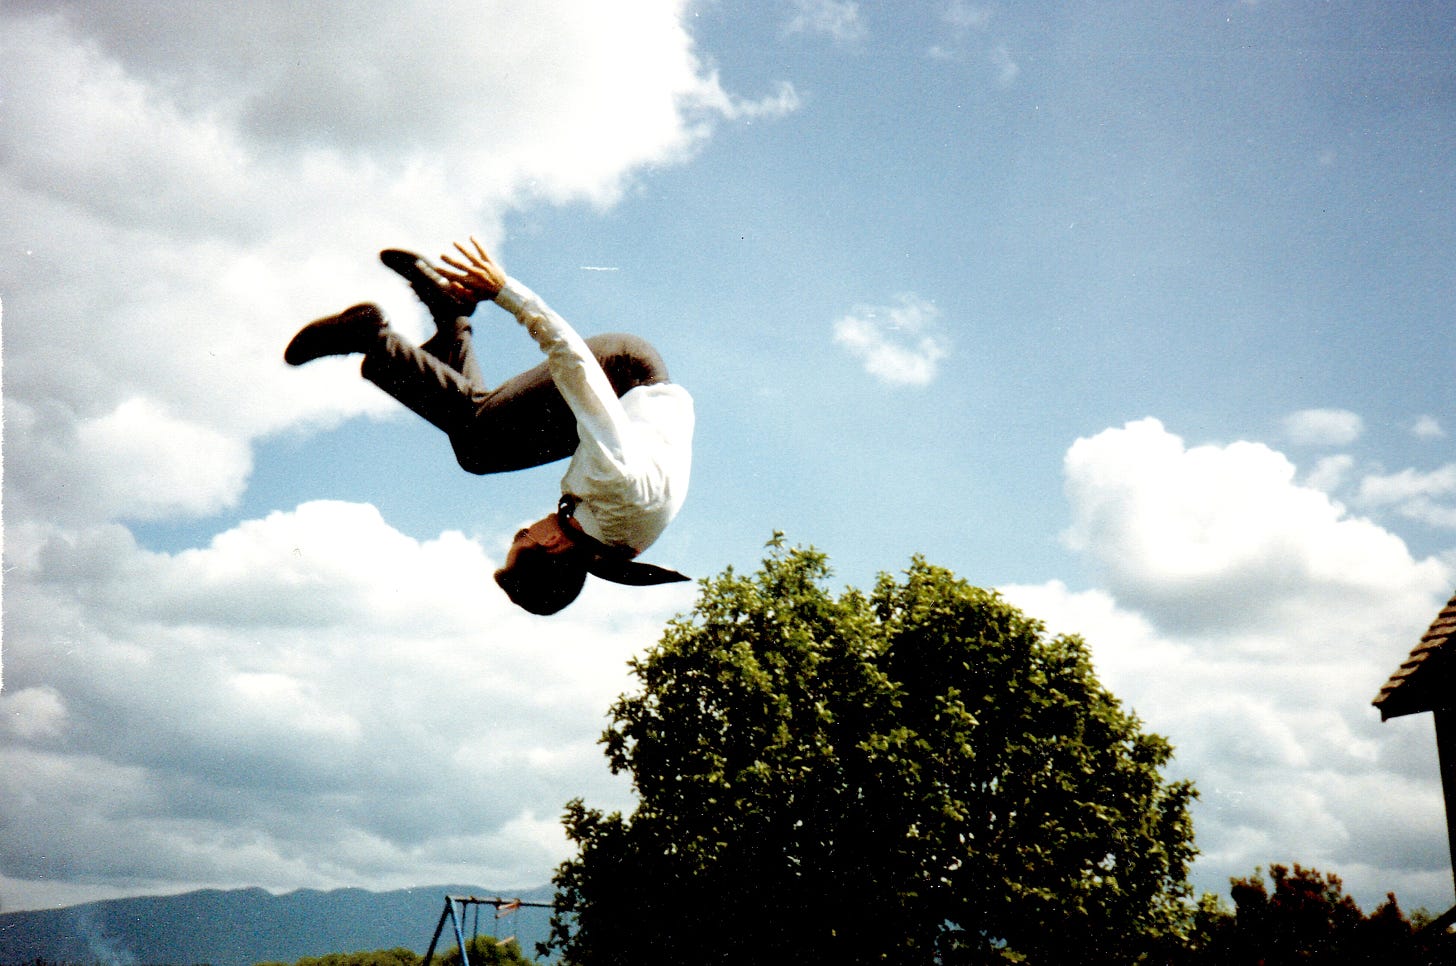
[0,884,556,966]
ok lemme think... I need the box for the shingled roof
[1374,590,1456,721]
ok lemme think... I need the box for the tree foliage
[1183,864,1452,965]
[434,934,541,966]
[546,540,1199,964]
[255,935,540,966]
[256,948,424,966]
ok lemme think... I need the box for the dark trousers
[360,318,669,475]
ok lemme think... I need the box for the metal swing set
[421,894,555,966]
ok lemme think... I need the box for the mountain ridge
[0,883,557,966]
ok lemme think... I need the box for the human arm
[436,238,634,460]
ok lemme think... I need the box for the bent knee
[450,437,492,475]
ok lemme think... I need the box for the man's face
[501,513,571,573]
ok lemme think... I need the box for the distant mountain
[0,884,557,966]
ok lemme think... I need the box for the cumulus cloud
[1061,418,1446,637]
[0,0,794,530]
[832,294,949,387]
[0,0,785,911]
[7,397,255,526]
[1005,419,1455,907]
[6,0,754,203]
[1282,408,1364,446]
[1,502,696,909]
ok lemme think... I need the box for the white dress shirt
[494,277,694,553]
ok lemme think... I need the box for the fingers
[438,252,485,276]
[450,238,495,270]
[434,238,503,298]
[434,265,469,289]
[442,236,495,269]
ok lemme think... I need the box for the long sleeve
[495,277,634,463]
[494,277,694,552]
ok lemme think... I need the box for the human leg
[446,332,671,475]
[418,316,485,386]
[283,301,527,469]
[352,319,574,474]
[292,304,672,477]
[358,326,484,437]
[380,249,487,385]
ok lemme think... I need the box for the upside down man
[284,239,694,614]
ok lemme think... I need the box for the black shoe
[380,248,476,322]
[284,303,386,366]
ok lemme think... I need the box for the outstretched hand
[437,236,507,302]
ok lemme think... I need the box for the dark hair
[494,543,589,615]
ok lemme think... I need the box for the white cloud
[832,294,949,387]
[1412,415,1445,439]
[784,0,867,43]
[26,397,255,524]
[1062,418,1447,637]
[7,1,748,206]
[944,2,993,31]
[0,688,69,741]
[0,0,775,910]
[1282,408,1364,446]
[927,3,1014,82]
[1003,419,1455,908]
[1357,464,1456,529]
[693,79,803,122]
[1,502,695,909]
[0,1,793,529]
[1302,454,1356,495]
[1359,465,1456,505]
[990,44,1021,87]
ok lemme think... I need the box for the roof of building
[1374,590,1456,721]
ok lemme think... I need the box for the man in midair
[284,238,694,614]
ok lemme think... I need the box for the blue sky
[3,0,1454,921]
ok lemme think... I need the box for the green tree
[435,934,542,966]
[1183,864,1450,965]
[254,936,540,966]
[256,948,422,966]
[547,540,1198,965]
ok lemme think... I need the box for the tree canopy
[1183,864,1451,965]
[255,935,540,966]
[546,540,1198,964]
